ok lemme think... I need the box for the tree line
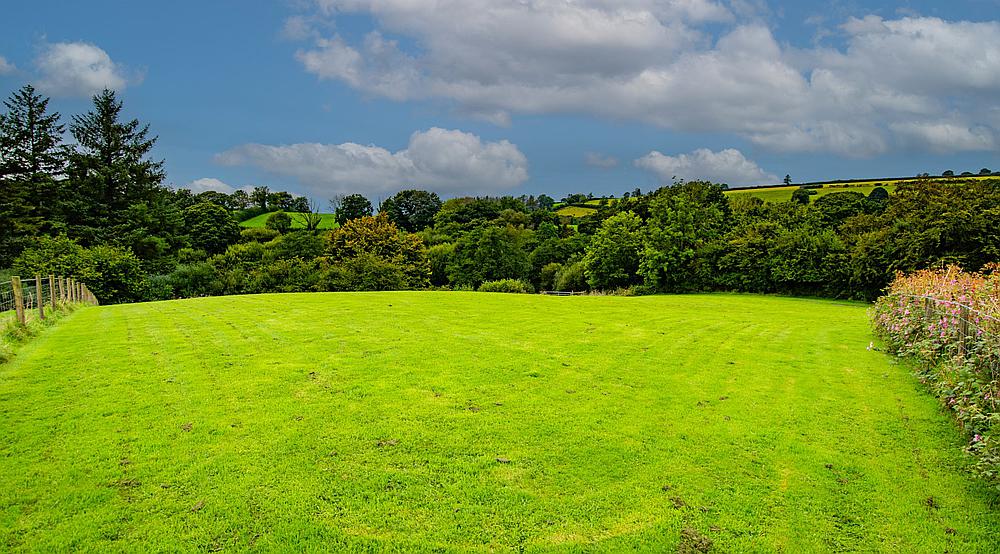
[3,84,998,304]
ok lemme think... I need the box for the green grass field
[725,184,899,203]
[724,175,999,204]
[2,293,998,551]
[239,212,338,230]
[555,205,598,218]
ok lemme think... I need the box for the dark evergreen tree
[0,85,69,262]
[67,89,165,242]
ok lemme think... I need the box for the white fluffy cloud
[216,127,529,197]
[291,3,1000,156]
[36,42,130,97]
[635,148,776,186]
[185,178,240,194]
[0,56,14,75]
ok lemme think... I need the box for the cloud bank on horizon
[290,2,1000,159]
[216,128,529,198]
[4,1,999,197]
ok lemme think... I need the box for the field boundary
[1,275,98,326]
[882,292,998,366]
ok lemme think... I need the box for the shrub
[247,258,320,293]
[265,211,292,233]
[185,201,241,254]
[14,237,147,304]
[268,231,325,260]
[82,245,149,304]
[12,235,88,277]
[328,214,430,289]
[427,243,455,287]
[478,279,534,294]
[156,262,220,299]
[871,266,1000,488]
[539,262,563,291]
[319,254,410,292]
[555,261,589,292]
[241,227,280,243]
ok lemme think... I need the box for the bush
[268,231,325,260]
[539,262,563,291]
[555,261,589,292]
[241,227,280,243]
[12,235,88,277]
[328,214,430,289]
[478,279,534,294]
[185,201,241,254]
[427,243,455,287]
[265,211,292,233]
[82,245,149,304]
[871,266,1000,488]
[318,254,410,292]
[155,262,220,299]
[247,258,320,293]
[14,237,147,304]
[177,247,208,264]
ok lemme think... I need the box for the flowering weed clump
[872,266,1000,485]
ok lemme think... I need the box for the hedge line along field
[239,212,339,229]
[2,293,999,551]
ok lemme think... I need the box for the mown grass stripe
[1,292,998,551]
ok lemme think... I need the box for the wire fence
[887,292,1000,379]
[0,275,98,327]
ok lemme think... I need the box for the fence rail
[0,275,98,326]
[887,292,999,372]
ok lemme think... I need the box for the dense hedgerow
[478,279,535,294]
[871,267,1000,485]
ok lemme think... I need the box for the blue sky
[2,1,999,201]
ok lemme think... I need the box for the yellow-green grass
[239,212,338,230]
[555,205,598,217]
[816,175,996,187]
[726,176,996,204]
[726,184,899,203]
[2,293,998,551]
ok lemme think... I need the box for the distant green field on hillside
[240,212,338,229]
[555,205,598,217]
[725,175,996,203]
[725,183,899,203]
[2,292,998,551]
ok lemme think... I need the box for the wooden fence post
[48,275,56,310]
[11,277,25,325]
[68,278,75,303]
[35,275,45,321]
